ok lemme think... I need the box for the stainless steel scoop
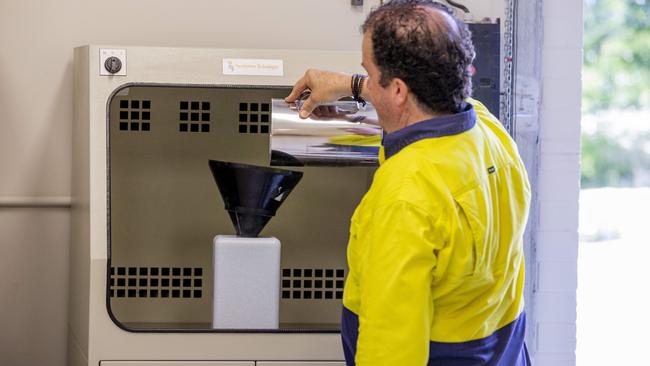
[270,96,382,166]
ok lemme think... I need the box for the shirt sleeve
[355,200,439,366]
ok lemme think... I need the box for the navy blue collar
[381,103,477,160]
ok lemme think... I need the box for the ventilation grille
[179,101,211,133]
[281,268,345,300]
[119,100,151,131]
[110,266,203,299]
[238,102,270,134]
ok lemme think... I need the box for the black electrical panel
[468,22,501,118]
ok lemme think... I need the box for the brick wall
[534,0,582,364]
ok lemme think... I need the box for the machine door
[107,85,372,332]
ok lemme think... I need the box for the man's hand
[285,69,351,119]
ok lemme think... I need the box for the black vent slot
[281,268,345,300]
[179,101,211,133]
[238,102,270,134]
[118,100,151,132]
[110,266,203,299]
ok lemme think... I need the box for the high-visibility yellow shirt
[341,99,531,366]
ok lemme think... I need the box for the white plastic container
[212,235,281,329]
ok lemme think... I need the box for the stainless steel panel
[108,85,374,330]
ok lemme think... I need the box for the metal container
[270,98,382,166]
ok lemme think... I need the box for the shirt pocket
[453,184,492,275]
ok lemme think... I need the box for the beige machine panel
[257,363,345,366]
[100,362,254,366]
[71,45,369,365]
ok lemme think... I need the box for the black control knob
[104,56,122,74]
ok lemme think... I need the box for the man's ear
[392,78,409,107]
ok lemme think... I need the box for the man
[285,1,531,365]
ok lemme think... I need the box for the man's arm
[284,69,370,118]
[355,200,438,366]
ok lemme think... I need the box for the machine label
[222,58,284,76]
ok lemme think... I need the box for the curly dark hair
[362,0,475,113]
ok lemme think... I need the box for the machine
[69,21,501,366]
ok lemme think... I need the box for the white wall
[0,2,376,365]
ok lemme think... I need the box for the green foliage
[581,0,650,188]
[581,129,650,187]
[583,0,650,113]
[581,131,633,187]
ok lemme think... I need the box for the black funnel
[209,160,303,237]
